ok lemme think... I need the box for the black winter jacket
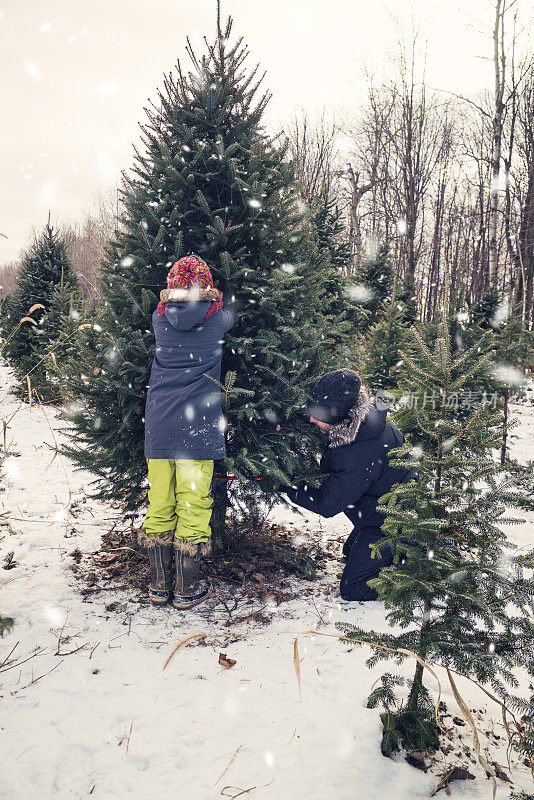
[285,404,415,529]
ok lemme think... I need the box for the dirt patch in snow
[68,519,339,626]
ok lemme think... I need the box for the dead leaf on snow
[491,762,511,782]
[431,766,476,796]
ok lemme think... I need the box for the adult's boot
[172,540,214,610]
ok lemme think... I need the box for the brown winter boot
[139,532,174,606]
[172,540,214,610]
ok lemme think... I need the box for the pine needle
[446,667,497,799]
[162,631,206,670]
[27,303,45,315]
[293,638,301,701]
[214,743,244,786]
[292,630,315,701]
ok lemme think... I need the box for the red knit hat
[166,254,213,290]
[156,253,222,319]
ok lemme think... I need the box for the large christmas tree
[338,277,534,757]
[60,17,352,547]
[1,220,80,402]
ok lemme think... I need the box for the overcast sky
[1,0,532,266]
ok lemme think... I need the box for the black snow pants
[339,527,394,601]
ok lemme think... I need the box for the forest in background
[1,2,533,331]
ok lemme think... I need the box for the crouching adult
[284,369,416,601]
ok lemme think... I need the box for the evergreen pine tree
[312,192,352,273]
[469,287,500,329]
[463,294,531,464]
[2,220,80,402]
[309,191,362,366]
[44,282,85,403]
[362,297,407,393]
[355,242,394,327]
[0,295,13,330]
[61,18,351,547]
[338,276,534,758]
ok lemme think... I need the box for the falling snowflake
[491,299,510,327]
[99,80,121,99]
[397,218,408,235]
[25,61,41,81]
[346,284,375,303]
[39,181,57,206]
[104,347,119,366]
[44,606,66,626]
[490,171,509,195]
[490,363,525,388]
[3,457,20,480]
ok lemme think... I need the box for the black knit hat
[306,369,362,425]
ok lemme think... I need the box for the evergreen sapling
[338,281,534,759]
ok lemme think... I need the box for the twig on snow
[214,743,244,786]
[11,659,63,694]
[0,647,46,675]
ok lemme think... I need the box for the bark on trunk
[211,461,228,552]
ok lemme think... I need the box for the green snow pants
[141,458,214,545]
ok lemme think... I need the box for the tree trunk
[211,460,229,552]
[489,0,505,290]
[407,598,432,709]
[501,387,509,465]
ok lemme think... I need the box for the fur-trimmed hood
[160,286,220,303]
[328,386,379,448]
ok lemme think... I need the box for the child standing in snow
[139,255,235,609]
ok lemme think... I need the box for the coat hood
[163,300,212,331]
[328,386,385,448]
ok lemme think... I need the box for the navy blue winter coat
[285,404,415,529]
[144,300,235,460]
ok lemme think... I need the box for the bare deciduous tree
[286,110,340,205]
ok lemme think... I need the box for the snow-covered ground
[0,361,532,800]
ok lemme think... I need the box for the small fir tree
[463,294,531,464]
[2,221,80,402]
[356,242,394,327]
[309,191,363,365]
[362,296,409,393]
[44,282,85,403]
[338,278,534,758]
